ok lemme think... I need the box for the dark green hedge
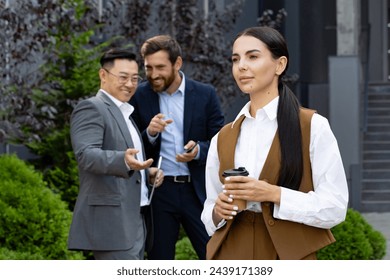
[1,153,385,260]
[317,208,386,260]
[175,208,386,260]
[0,248,45,260]
[175,237,199,260]
[0,154,84,259]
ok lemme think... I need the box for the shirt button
[268,220,275,226]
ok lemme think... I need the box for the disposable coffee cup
[222,167,249,211]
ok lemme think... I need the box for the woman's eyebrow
[232,49,261,56]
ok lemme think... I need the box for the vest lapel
[217,114,245,182]
[207,115,245,260]
[208,114,280,260]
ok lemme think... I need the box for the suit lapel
[129,115,148,161]
[96,91,135,149]
[149,88,160,116]
[183,78,194,142]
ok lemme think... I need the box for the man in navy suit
[130,35,224,259]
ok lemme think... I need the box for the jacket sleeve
[70,99,130,178]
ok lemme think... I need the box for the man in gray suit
[68,48,163,260]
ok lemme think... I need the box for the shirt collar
[162,71,185,96]
[178,71,186,95]
[232,96,279,127]
[100,89,134,115]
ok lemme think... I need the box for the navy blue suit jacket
[130,77,224,204]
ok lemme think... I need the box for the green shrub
[318,208,386,260]
[175,237,198,260]
[0,154,84,259]
[174,208,387,260]
[44,151,80,211]
[0,248,45,260]
[366,227,387,260]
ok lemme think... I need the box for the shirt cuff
[124,159,134,177]
[147,130,159,144]
[215,218,227,230]
[124,159,130,170]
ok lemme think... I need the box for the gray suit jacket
[68,90,145,251]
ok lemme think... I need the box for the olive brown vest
[206,108,335,260]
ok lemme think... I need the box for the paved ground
[361,212,390,260]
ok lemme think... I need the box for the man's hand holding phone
[185,143,197,153]
[176,140,198,162]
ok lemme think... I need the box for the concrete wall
[368,0,387,82]
[308,84,329,118]
[329,56,361,179]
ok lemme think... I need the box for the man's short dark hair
[100,48,137,68]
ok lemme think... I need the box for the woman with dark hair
[201,26,349,260]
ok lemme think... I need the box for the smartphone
[185,144,197,153]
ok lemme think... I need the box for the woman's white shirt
[201,97,349,236]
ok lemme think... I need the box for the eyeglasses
[103,68,142,85]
